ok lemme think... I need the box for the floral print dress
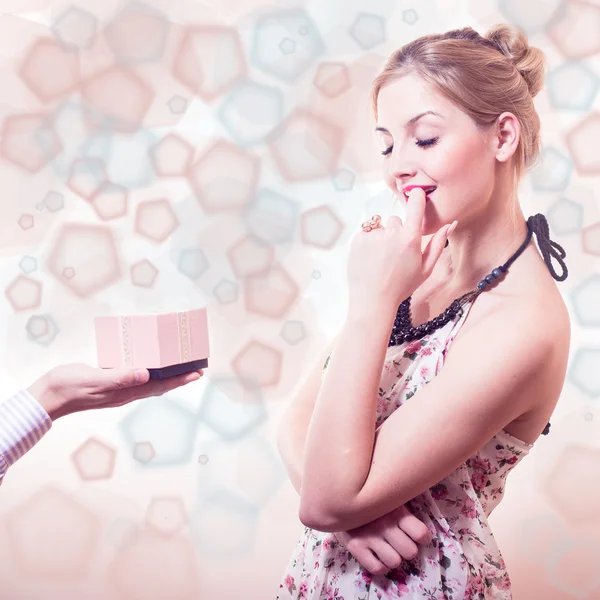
[277,300,532,600]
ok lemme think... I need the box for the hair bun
[485,24,545,98]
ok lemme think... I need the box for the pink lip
[402,185,436,201]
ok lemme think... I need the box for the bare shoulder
[450,289,560,372]
[482,284,567,341]
[452,266,571,440]
[508,283,570,379]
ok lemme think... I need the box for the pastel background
[0,0,599,598]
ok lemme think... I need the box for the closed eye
[416,137,439,148]
[381,137,439,156]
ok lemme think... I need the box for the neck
[444,198,529,295]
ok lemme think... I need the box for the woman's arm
[276,337,434,574]
[276,338,338,494]
[300,299,557,532]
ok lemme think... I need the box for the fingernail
[447,220,458,236]
[135,369,145,383]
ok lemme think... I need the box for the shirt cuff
[0,389,52,468]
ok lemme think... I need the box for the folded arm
[300,301,556,532]
[276,336,433,572]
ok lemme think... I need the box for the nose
[388,146,418,184]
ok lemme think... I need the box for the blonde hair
[371,24,546,218]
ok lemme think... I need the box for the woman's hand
[334,504,433,575]
[27,363,204,421]
[347,188,456,317]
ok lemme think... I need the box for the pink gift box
[94,308,210,379]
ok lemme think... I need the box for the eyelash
[381,137,440,156]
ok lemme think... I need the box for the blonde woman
[277,24,570,599]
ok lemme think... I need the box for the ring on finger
[361,214,382,233]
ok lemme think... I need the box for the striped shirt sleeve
[0,390,52,486]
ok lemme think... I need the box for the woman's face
[375,73,498,234]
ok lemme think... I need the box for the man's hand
[334,504,432,575]
[27,363,204,421]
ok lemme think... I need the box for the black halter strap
[526,214,569,282]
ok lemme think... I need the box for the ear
[493,112,520,163]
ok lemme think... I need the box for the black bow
[527,214,568,282]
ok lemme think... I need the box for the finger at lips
[404,187,427,237]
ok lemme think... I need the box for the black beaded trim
[389,289,480,346]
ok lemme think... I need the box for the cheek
[429,141,493,212]
[459,132,494,172]
[433,139,479,182]
[427,144,493,223]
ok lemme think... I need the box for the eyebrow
[375,110,442,133]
